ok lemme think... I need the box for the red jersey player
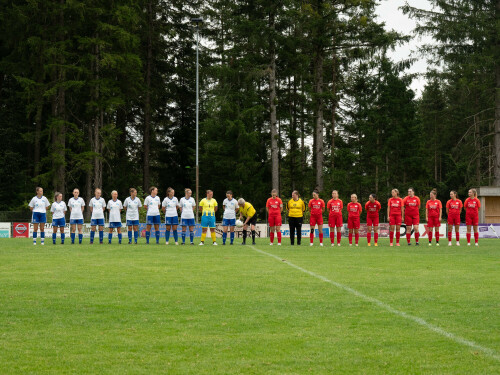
[308,190,325,246]
[365,194,381,246]
[347,194,362,246]
[327,190,343,246]
[464,188,481,246]
[266,189,283,246]
[402,188,421,246]
[446,190,462,246]
[425,189,442,246]
[387,189,404,246]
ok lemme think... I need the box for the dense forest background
[0,0,499,220]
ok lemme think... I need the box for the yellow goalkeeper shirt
[199,198,217,216]
[287,198,305,217]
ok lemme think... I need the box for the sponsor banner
[458,223,500,239]
[0,222,10,238]
[13,222,29,238]
[214,223,267,238]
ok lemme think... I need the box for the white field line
[249,245,500,362]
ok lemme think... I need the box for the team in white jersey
[51,192,67,244]
[179,188,196,245]
[144,186,161,244]
[222,191,239,245]
[68,188,85,244]
[89,188,106,244]
[124,187,141,244]
[162,187,180,245]
[107,190,123,244]
[29,187,50,245]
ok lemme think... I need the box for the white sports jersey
[107,199,123,223]
[123,197,141,221]
[29,196,50,213]
[179,197,196,219]
[89,197,106,219]
[68,197,85,220]
[51,201,67,219]
[162,196,179,217]
[144,195,161,216]
[223,198,238,220]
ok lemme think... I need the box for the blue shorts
[201,215,216,228]
[222,218,236,227]
[147,215,161,225]
[126,220,140,227]
[32,212,47,224]
[165,216,179,225]
[181,218,196,227]
[70,219,84,225]
[52,218,66,227]
[109,222,122,228]
[91,218,105,226]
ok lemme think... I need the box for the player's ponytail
[149,186,157,194]
[54,192,62,201]
[451,190,458,199]
[129,187,137,194]
[470,188,477,198]
[430,188,437,198]
[370,193,377,200]
[392,188,399,197]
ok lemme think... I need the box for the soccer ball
[236,219,244,228]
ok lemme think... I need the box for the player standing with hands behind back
[266,189,283,246]
[464,188,481,246]
[388,189,404,247]
[446,190,462,246]
[29,187,50,245]
[403,188,421,246]
[199,190,218,246]
[144,186,161,244]
[308,190,325,246]
[287,191,306,246]
[425,189,442,246]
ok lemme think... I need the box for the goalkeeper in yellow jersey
[199,190,218,245]
[238,198,257,245]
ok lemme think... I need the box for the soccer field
[0,239,499,374]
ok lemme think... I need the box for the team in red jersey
[446,191,462,246]
[464,188,481,246]
[425,189,442,245]
[308,191,325,246]
[365,194,381,246]
[327,190,343,246]
[387,189,404,246]
[266,189,283,245]
[402,188,421,245]
[347,194,362,246]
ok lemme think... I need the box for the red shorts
[348,216,360,230]
[268,215,282,227]
[404,214,419,226]
[465,214,478,226]
[447,214,460,226]
[328,215,343,228]
[389,214,402,226]
[427,216,441,228]
[366,216,379,226]
[309,214,323,227]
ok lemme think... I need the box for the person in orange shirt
[365,194,381,246]
[387,189,404,246]
[347,194,362,246]
[403,188,421,246]
[446,190,462,246]
[327,190,343,246]
[464,188,481,246]
[425,189,442,246]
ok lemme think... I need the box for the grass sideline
[0,238,499,374]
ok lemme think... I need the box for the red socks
[474,232,479,243]
[270,232,274,243]
[396,232,400,244]
[349,232,353,244]
[319,233,323,244]
[277,232,281,244]
[367,232,371,244]
[390,231,394,244]
[429,231,433,242]
[330,232,335,244]
[455,232,459,242]
[467,233,471,243]
[374,233,378,244]
[310,232,314,244]
[415,232,419,243]
[448,232,452,242]
[355,233,359,245]
[337,231,341,245]
[406,233,411,244]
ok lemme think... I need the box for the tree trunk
[313,0,324,192]
[494,0,500,186]
[331,38,337,172]
[34,101,42,177]
[143,0,154,191]
[269,9,279,192]
[92,38,103,190]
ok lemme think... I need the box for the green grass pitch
[0,238,499,374]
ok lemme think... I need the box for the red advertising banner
[13,222,29,238]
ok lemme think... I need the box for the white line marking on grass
[249,245,500,362]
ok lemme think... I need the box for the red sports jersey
[347,202,362,218]
[403,196,420,216]
[266,197,282,216]
[327,199,343,215]
[388,197,403,215]
[308,199,325,216]
[426,199,442,217]
[464,197,480,215]
[446,199,462,215]
[365,201,381,217]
